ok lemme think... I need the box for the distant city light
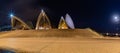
[115,33,119,36]
[106,33,109,35]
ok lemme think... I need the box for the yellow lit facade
[58,16,68,29]
[36,10,52,30]
[11,16,31,30]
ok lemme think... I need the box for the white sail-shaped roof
[36,10,52,30]
[11,16,31,30]
[58,16,68,29]
[65,14,75,29]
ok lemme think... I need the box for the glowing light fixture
[10,13,14,18]
[112,14,120,23]
[114,16,119,22]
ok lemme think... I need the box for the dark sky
[0,0,120,33]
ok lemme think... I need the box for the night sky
[0,0,120,33]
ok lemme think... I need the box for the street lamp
[112,14,120,36]
[113,14,120,24]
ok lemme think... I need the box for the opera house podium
[1,10,120,53]
[0,29,104,53]
[1,29,120,53]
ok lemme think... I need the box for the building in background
[36,10,52,30]
[65,14,75,29]
[58,16,68,29]
[11,16,31,30]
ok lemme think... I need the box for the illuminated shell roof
[36,10,52,30]
[11,16,31,30]
[65,14,75,29]
[58,16,68,29]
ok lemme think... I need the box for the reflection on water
[0,49,15,53]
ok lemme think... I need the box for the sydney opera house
[11,10,74,30]
[0,10,120,53]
